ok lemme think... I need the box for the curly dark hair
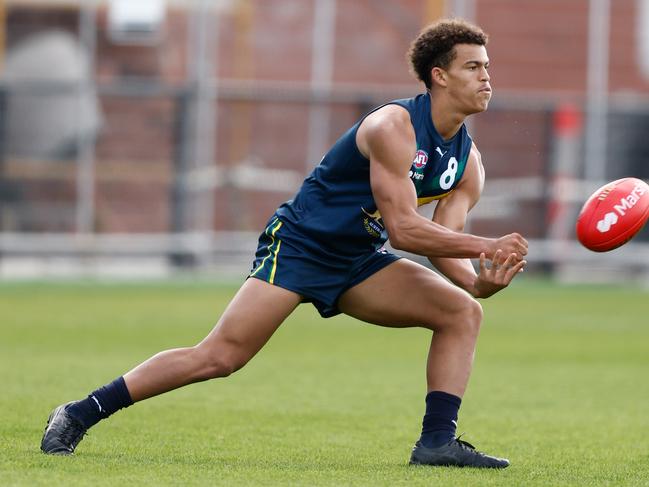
[408,19,488,90]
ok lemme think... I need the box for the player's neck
[429,92,467,141]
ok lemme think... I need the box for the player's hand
[472,249,527,299]
[488,233,528,262]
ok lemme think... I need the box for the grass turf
[1,277,649,486]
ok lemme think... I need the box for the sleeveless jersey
[276,92,473,256]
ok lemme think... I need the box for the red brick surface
[3,1,648,234]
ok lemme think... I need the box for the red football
[576,177,649,252]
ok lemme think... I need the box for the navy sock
[67,376,134,429]
[419,390,462,448]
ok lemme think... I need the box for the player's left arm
[428,143,526,299]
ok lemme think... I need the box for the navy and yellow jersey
[275,92,473,256]
[251,93,472,316]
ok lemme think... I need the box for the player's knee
[432,295,482,336]
[204,356,237,379]
[193,346,243,380]
[449,296,482,338]
[463,297,483,335]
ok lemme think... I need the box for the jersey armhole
[353,102,414,162]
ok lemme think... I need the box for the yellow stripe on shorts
[250,219,283,281]
[268,240,282,284]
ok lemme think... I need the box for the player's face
[442,44,491,114]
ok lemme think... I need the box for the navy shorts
[249,215,401,318]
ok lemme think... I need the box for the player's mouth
[478,86,492,94]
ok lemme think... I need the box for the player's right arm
[357,105,526,260]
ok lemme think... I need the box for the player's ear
[431,67,447,87]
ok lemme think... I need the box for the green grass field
[2,277,649,486]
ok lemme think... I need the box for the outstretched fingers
[490,249,503,271]
[503,256,527,283]
[479,252,487,274]
[488,251,526,283]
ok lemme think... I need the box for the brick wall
[2,1,647,235]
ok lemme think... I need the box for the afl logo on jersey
[413,150,428,169]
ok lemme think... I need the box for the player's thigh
[197,277,302,361]
[338,258,479,330]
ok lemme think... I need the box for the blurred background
[0,0,648,283]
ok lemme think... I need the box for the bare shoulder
[356,104,414,159]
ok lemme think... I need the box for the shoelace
[456,437,476,449]
[455,435,490,458]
